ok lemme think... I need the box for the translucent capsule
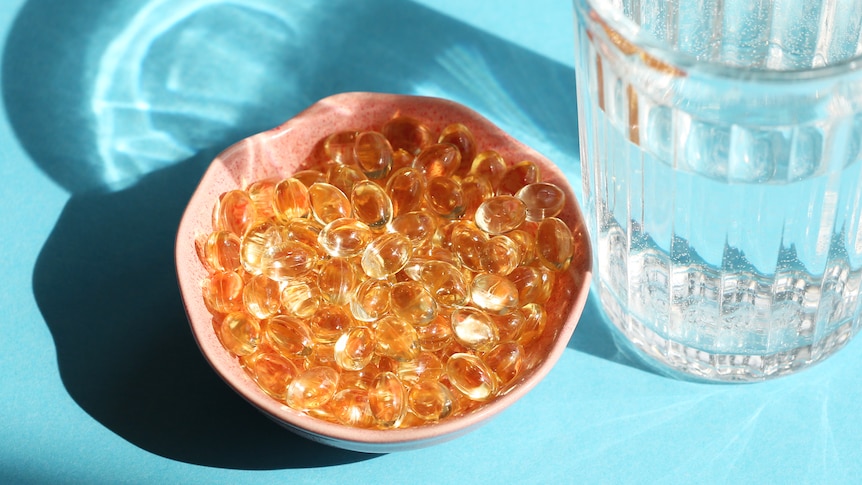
[413,142,461,179]
[329,388,374,428]
[397,351,443,383]
[292,169,327,187]
[213,189,256,236]
[470,150,507,189]
[202,270,244,314]
[306,342,337,369]
[507,229,537,265]
[497,160,540,196]
[508,266,555,305]
[242,348,299,399]
[328,163,367,197]
[280,279,321,319]
[240,220,279,275]
[334,326,376,371]
[374,315,420,362]
[285,218,326,257]
[388,210,437,246]
[492,311,526,342]
[350,278,391,322]
[451,307,499,352]
[318,218,373,258]
[404,260,471,307]
[445,353,498,401]
[217,312,260,356]
[516,182,565,222]
[354,131,393,179]
[385,167,426,216]
[204,230,242,273]
[450,221,488,272]
[389,281,438,326]
[309,304,355,344]
[382,116,432,155]
[323,130,359,165]
[242,274,282,319]
[425,176,465,219]
[361,232,412,279]
[390,148,415,173]
[460,174,494,219]
[408,379,454,421]
[519,302,548,347]
[484,341,524,386]
[475,195,527,235]
[350,180,393,229]
[286,366,340,410]
[308,182,351,224]
[536,217,575,272]
[481,235,521,276]
[410,244,460,268]
[368,371,408,428]
[265,315,315,357]
[245,178,278,220]
[260,240,318,282]
[471,273,519,315]
[438,123,476,173]
[340,360,384,390]
[317,258,358,305]
[273,177,310,221]
[416,313,454,351]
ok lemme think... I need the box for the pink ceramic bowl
[175,92,592,453]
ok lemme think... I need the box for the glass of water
[574,0,862,381]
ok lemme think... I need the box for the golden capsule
[382,116,432,155]
[438,123,476,173]
[245,178,278,220]
[353,131,393,179]
[323,130,359,165]
[390,148,415,173]
[483,341,524,386]
[413,142,461,179]
[389,281,438,326]
[408,379,455,421]
[368,371,407,428]
[481,235,521,276]
[451,307,499,352]
[204,230,242,273]
[239,220,279,275]
[280,279,321,319]
[361,232,412,279]
[217,312,260,356]
[328,163,367,197]
[474,195,527,235]
[516,182,565,222]
[388,210,437,246]
[403,259,471,307]
[242,348,300,399]
[202,270,244,314]
[519,302,548,345]
[285,218,326,257]
[265,314,315,357]
[213,189,256,236]
[491,311,526,342]
[309,304,355,344]
[350,278,391,322]
[470,150,507,189]
[306,342,337,369]
[374,315,420,362]
[318,218,373,258]
[536,217,575,272]
[471,273,519,315]
[340,360,385,390]
[334,326,376,371]
[242,274,281,319]
[329,388,374,428]
[445,353,498,401]
[273,177,310,221]
[497,160,540,196]
[508,266,555,305]
[385,167,426,216]
[416,312,454,352]
[410,244,461,268]
[260,240,318,282]
[425,176,465,219]
[292,169,327,187]
[351,180,393,229]
[507,228,537,265]
[315,258,357,305]
[286,366,340,410]
[397,351,444,383]
[308,182,351,224]
[460,174,494,219]
[450,221,488,272]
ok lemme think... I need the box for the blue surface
[1,0,860,483]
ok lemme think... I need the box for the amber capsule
[410,244,460,268]
[445,353,498,401]
[507,229,537,265]
[308,182,351,224]
[388,210,437,246]
[470,150,507,189]
[519,302,548,345]
[471,273,519,315]
[536,217,574,272]
[285,218,326,256]
[323,130,359,165]
[260,240,318,282]
[334,326,376,371]
[280,279,321,319]
[351,180,393,229]
[497,160,540,196]
[273,177,310,221]
[508,266,555,305]
[317,258,358,305]
[403,260,471,307]
[350,278,391,322]
[286,366,340,410]
[204,230,242,273]
[329,388,374,428]
[217,312,260,356]
[340,360,384,390]
[425,176,465,219]
[475,195,527,235]
[353,131,393,179]
[450,221,488,272]
[389,281,438,326]
[438,123,477,173]
[242,349,300,399]
[306,342,337,369]
[368,371,407,428]
[243,274,282,319]
[382,116,432,155]
[481,235,521,276]
[451,307,499,352]
[492,311,526,342]
[397,351,444,383]
[202,270,244,314]
[408,379,455,421]
[416,312,454,352]
[385,167,426,216]
[240,220,279,275]
[413,143,461,179]
[265,314,315,357]
[516,182,565,222]
[361,232,412,279]
[213,189,256,236]
[292,169,328,187]
[374,315,420,362]
[484,341,524,386]
[328,163,368,197]
[245,178,278,220]
[460,174,494,219]
[309,304,355,344]
[390,148,415,173]
[318,218,373,258]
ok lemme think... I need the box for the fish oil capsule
[308,182,351,224]
[245,178,278,219]
[317,258,358,305]
[507,229,537,265]
[217,312,260,356]
[334,326,376,371]
[382,116,432,155]
[491,311,526,342]
[306,342,337,369]
[389,281,438,326]
[286,366,340,410]
[329,388,374,428]
[260,240,318,282]
[388,210,437,246]
[280,279,321,319]
[350,278,391,322]
[309,304,355,344]
[204,230,242,272]
[425,176,465,219]
[340,360,384,390]
[202,270,244,314]
[450,221,488,272]
[318,218,373,258]
[508,266,555,305]
[354,131,393,179]
[451,307,499,352]
[273,177,310,221]
[397,351,443,383]
[474,195,527,235]
[481,235,521,276]
[328,163,367,197]
[242,348,300,399]
[404,260,471,307]
[536,217,575,272]
[285,218,326,256]
[213,189,256,236]
[519,302,548,345]
[292,169,328,187]
[385,167,426,216]
[368,371,407,428]
[471,273,519,315]
[323,130,359,165]
[265,315,315,358]
[470,150,507,189]
[516,182,565,222]
[416,313,454,352]
[390,148,415,173]
[413,143,461,179]
[460,174,494,219]
[497,160,540,196]
[445,353,498,401]
[408,379,455,421]
[351,180,393,229]
[361,232,412,279]
[240,220,281,275]
[410,244,460,268]
[438,123,477,173]
[374,315,420,362]
[242,274,282,319]
[483,341,524,386]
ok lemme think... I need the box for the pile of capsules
[197,115,576,429]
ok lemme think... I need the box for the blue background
[1,0,860,483]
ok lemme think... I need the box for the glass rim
[574,0,862,83]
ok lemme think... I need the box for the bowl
[175,92,592,453]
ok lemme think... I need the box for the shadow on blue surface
[6,0,640,470]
